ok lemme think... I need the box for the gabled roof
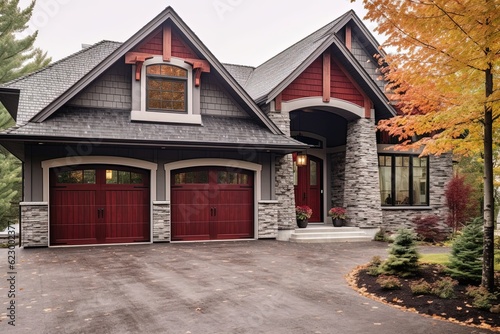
[238,10,395,118]
[0,41,122,125]
[0,7,282,134]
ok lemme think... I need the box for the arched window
[146,64,187,112]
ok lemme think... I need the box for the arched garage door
[50,165,150,245]
[171,167,254,241]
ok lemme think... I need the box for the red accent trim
[331,57,369,109]
[135,61,143,81]
[364,96,372,118]
[184,59,210,87]
[323,51,331,103]
[171,31,197,59]
[345,25,352,51]
[282,57,323,101]
[275,93,282,111]
[125,52,155,81]
[163,24,171,62]
[135,29,163,55]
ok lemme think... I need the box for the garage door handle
[97,208,104,218]
[210,207,217,216]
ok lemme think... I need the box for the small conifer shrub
[380,229,420,277]
[446,218,483,283]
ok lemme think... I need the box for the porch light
[296,154,307,167]
[106,170,113,180]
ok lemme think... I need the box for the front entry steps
[289,225,376,243]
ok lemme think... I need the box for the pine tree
[381,229,421,277]
[0,0,51,230]
[446,218,484,284]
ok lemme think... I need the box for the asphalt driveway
[0,241,494,334]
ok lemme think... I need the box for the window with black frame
[146,64,187,112]
[379,154,429,206]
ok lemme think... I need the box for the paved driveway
[0,241,494,334]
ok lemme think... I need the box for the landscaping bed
[354,263,500,331]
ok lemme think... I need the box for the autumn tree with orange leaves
[354,0,499,291]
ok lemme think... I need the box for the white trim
[281,97,364,120]
[132,56,201,125]
[164,158,262,240]
[41,156,158,245]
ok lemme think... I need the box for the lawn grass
[420,253,499,270]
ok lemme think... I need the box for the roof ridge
[251,11,350,71]
[1,40,123,87]
[222,63,255,69]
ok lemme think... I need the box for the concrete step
[293,226,359,233]
[289,225,374,243]
[289,235,373,243]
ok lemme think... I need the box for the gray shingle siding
[67,62,132,110]
[200,74,249,118]
[351,34,385,91]
[2,41,122,125]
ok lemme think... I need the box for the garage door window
[56,169,96,184]
[174,170,209,184]
[105,170,145,184]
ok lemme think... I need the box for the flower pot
[297,218,308,228]
[332,217,344,227]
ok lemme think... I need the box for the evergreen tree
[0,0,51,230]
[381,229,420,277]
[446,218,484,284]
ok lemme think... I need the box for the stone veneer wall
[344,118,383,227]
[152,202,170,242]
[268,111,296,230]
[258,201,279,238]
[20,202,49,247]
[330,151,346,207]
[382,154,453,232]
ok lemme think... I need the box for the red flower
[296,205,313,220]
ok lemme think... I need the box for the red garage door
[50,166,150,245]
[171,167,254,241]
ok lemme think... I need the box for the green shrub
[431,277,458,299]
[380,229,420,277]
[376,275,402,290]
[374,228,390,242]
[366,256,383,276]
[409,279,432,295]
[446,218,483,283]
[465,286,498,310]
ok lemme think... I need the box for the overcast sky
[19,0,385,67]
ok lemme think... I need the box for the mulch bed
[350,264,499,331]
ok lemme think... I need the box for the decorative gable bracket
[125,52,154,80]
[125,52,210,87]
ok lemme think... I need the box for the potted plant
[328,207,347,227]
[296,205,312,228]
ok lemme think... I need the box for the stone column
[343,118,383,227]
[20,202,49,247]
[268,111,296,238]
[152,201,170,242]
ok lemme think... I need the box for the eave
[0,88,20,120]
[0,135,308,155]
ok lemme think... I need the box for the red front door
[50,166,150,245]
[171,167,254,241]
[294,154,323,222]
